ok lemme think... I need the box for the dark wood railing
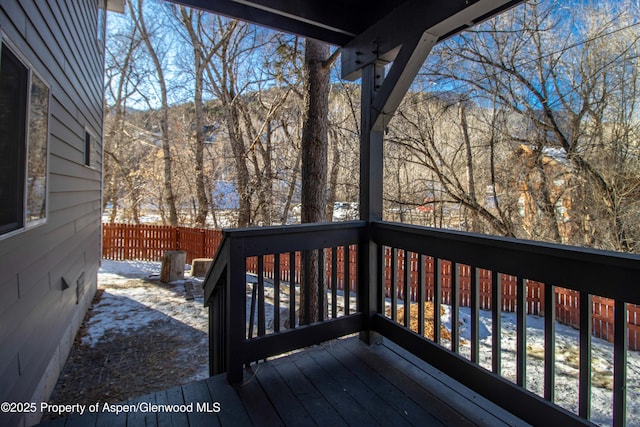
[204,220,640,426]
[104,223,639,351]
[204,221,367,383]
[372,221,640,427]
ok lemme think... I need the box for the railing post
[226,237,245,383]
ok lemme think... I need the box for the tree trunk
[179,7,211,227]
[224,97,252,228]
[134,0,178,226]
[160,251,186,283]
[326,128,340,221]
[460,103,480,232]
[280,121,301,225]
[299,39,330,325]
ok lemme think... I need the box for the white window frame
[97,0,107,52]
[0,32,51,239]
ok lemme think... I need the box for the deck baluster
[579,291,592,419]
[470,267,480,363]
[418,254,425,337]
[331,247,338,318]
[404,250,411,329]
[345,245,351,315]
[258,256,266,337]
[433,258,441,344]
[391,248,398,321]
[544,283,556,402]
[248,272,257,339]
[318,248,325,321]
[274,254,280,333]
[516,277,526,387]
[289,251,296,329]
[451,262,460,353]
[613,300,627,426]
[492,271,502,375]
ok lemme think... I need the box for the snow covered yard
[44,260,209,420]
[83,259,209,363]
[440,305,640,426]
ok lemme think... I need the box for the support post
[359,63,385,345]
[356,31,437,346]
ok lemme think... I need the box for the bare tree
[406,0,640,251]
[131,0,178,225]
[174,6,231,227]
[203,18,256,227]
[103,11,150,223]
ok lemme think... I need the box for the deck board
[270,354,347,426]
[326,340,454,426]
[291,347,382,426]
[38,336,530,427]
[122,397,147,427]
[94,408,126,427]
[344,339,477,426]
[376,338,528,427]
[235,367,283,426]
[307,343,422,426]
[128,390,158,427]
[205,374,252,427]
[181,377,220,427]
[252,362,316,426]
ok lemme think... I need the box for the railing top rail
[373,221,640,304]
[220,220,366,239]
[221,220,366,257]
[204,221,366,305]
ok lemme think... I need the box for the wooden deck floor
[39,336,529,427]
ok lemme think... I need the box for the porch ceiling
[167,0,525,79]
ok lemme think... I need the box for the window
[0,39,50,236]
[85,130,96,168]
[97,1,107,52]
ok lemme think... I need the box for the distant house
[0,1,123,426]
[513,144,573,242]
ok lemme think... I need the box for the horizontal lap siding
[0,1,103,423]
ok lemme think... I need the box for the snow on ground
[89,260,209,381]
[439,305,640,426]
[93,261,639,426]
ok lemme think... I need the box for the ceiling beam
[341,0,524,80]
[231,0,358,37]
[170,0,352,45]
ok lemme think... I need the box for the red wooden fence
[102,223,223,264]
[102,223,639,350]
